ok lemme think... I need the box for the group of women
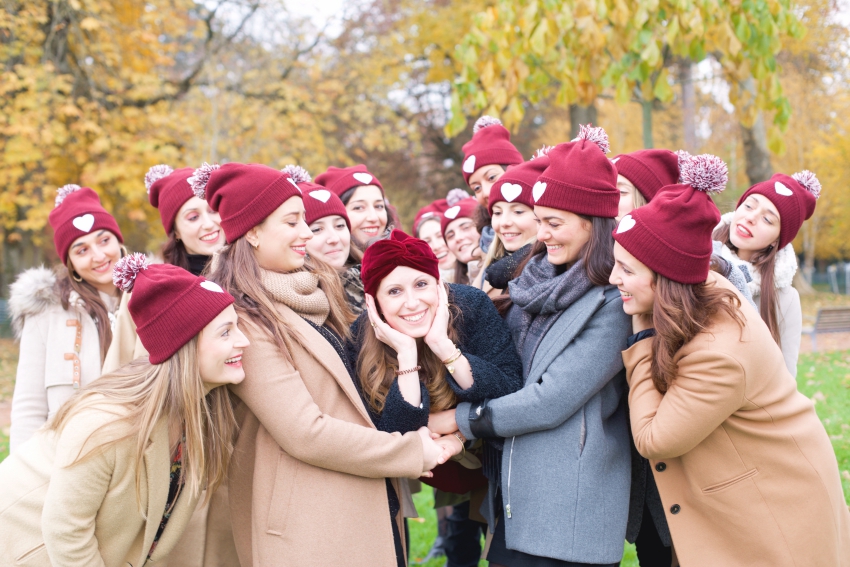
[0,115,848,567]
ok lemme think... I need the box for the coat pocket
[266,452,299,536]
[14,542,46,565]
[702,468,759,494]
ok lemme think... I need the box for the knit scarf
[717,212,798,298]
[508,254,593,371]
[261,269,330,326]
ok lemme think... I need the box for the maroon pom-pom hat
[282,165,352,230]
[736,171,821,249]
[612,153,728,284]
[314,165,385,199]
[413,199,451,237]
[611,149,681,202]
[113,253,235,364]
[361,230,441,298]
[461,116,523,185]
[440,198,478,236]
[146,165,197,234]
[49,185,124,264]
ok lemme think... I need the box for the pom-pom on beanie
[314,165,384,200]
[488,149,552,215]
[114,253,235,364]
[736,171,821,249]
[611,149,680,202]
[361,230,440,297]
[413,199,451,237]
[534,125,619,218]
[461,116,524,185]
[49,185,124,263]
[612,153,728,284]
[146,165,196,234]
[190,162,303,243]
[282,165,351,230]
[440,197,478,236]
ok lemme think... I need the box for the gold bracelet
[442,348,463,374]
[452,432,466,459]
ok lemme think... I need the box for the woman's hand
[424,283,455,360]
[428,408,459,436]
[365,294,417,356]
[632,313,653,334]
[433,432,464,460]
[417,427,451,476]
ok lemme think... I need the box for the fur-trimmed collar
[717,212,797,296]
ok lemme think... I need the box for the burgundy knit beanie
[534,125,619,218]
[113,253,235,364]
[461,116,524,185]
[612,153,728,284]
[146,165,196,234]
[49,185,124,263]
[488,149,551,215]
[189,162,303,243]
[736,171,821,249]
[281,165,351,230]
[611,149,680,202]
[314,165,385,199]
[414,199,451,237]
[361,230,440,297]
[440,197,479,235]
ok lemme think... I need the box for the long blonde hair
[47,338,237,513]
[356,283,461,415]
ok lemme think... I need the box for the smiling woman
[315,164,391,248]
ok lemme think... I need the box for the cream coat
[0,403,197,567]
[624,273,850,567]
[228,301,426,567]
[9,267,118,452]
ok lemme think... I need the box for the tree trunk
[739,78,773,186]
[641,100,653,149]
[569,103,598,138]
[679,59,696,152]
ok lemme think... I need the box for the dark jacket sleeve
[447,284,524,403]
[346,313,430,434]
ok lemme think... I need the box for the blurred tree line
[0,0,848,294]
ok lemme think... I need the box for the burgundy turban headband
[361,230,441,297]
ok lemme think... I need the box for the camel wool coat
[624,272,850,567]
[227,301,426,567]
[0,401,197,567]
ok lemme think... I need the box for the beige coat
[228,301,426,567]
[9,267,118,452]
[0,402,197,567]
[624,273,850,567]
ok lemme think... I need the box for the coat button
[670,504,681,515]
[655,462,667,472]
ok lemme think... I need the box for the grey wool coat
[457,284,632,565]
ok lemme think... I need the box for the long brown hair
[48,338,237,512]
[162,233,192,271]
[712,222,781,343]
[650,274,745,393]
[58,261,118,364]
[208,237,353,363]
[357,282,461,415]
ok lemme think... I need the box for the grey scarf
[507,254,594,376]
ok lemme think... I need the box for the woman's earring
[71,270,83,283]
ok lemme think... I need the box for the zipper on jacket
[505,436,515,518]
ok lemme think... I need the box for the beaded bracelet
[395,365,421,376]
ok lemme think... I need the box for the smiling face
[68,229,122,295]
[173,196,224,256]
[729,194,781,260]
[306,215,351,269]
[468,165,506,208]
[616,175,643,221]
[418,218,456,270]
[444,218,479,264]
[610,242,656,315]
[533,205,591,266]
[197,305,251,391]
[491,202,539,252]
[376,266,439,339]
[246,196,313,273]
[345,185,388,244]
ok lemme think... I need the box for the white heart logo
[352,172,373,185]
[532,181,547,202]
[775,181,793,197]
[309,189,331,203]
[200,281,224,293]
[500,183,523,202]
[72,214,95,233]
[611,157,620,164]
[286,178,302,193]
[463,155,476,174]
[444,205,461,220]
[617,214,636,234]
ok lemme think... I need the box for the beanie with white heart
[487,147,551,215]
[460,116,524,186]
[314,164,384,200]
[282,165,351,230]
[49,185,124,263]
[440,197,478,235]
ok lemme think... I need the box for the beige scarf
[261,269,330,326]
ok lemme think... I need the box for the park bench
[804,307,850,351]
